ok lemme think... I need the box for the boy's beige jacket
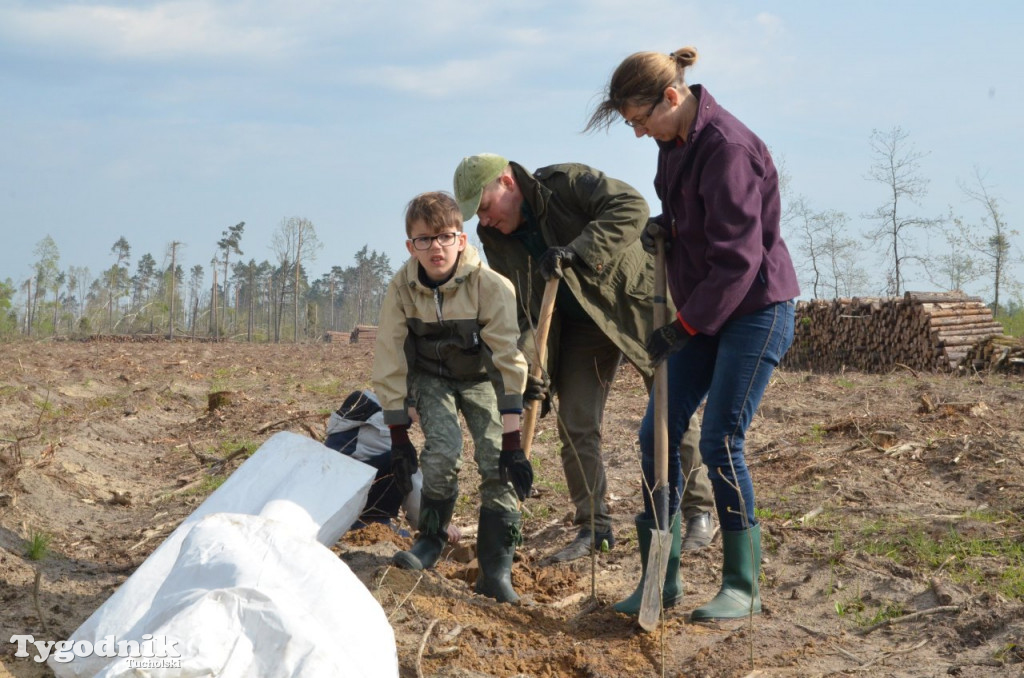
[372,244,528,426]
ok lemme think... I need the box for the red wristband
[502,430,522,452]
[390,425,411,446]
[676,311,699,336]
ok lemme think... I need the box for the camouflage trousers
[410,371,518,513]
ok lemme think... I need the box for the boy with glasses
[372,191,541,603]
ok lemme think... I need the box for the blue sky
[1,0,1021,302]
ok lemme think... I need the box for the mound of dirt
[1,340,1022,677]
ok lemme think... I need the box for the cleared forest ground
[1,339,1023,677]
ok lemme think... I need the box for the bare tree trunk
[25,278,33,336]
[293,229,303,343]
[168,243,178,339]
[210,267,218,339]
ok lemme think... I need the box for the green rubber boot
[690,523,761,621]
[393,494,456,571]
[474,506,522,603]
[612,512,683,615]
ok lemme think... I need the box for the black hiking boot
[546,525,614,564]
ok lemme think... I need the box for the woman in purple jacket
[587,46,799,621]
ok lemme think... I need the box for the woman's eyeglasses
[624,96,663,129]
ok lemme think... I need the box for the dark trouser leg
[678,417,713,519]
[554,319,621,534]
[636,361,715,550]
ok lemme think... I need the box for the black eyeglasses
[624,96,663,129]
[409,232,460,251]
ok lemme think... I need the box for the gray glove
[538,246,577,280]
[640,220,670,256]
[523,372,551,418]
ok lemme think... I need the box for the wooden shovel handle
[653,238,669,494]
[522,278,559,459]
[638,236,672,633]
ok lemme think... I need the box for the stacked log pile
[960,334,1024,375]
[783,291,1006,373]
[323,331,350,343]
[349,325,378,344]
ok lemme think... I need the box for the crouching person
[325,388,422,536]
[371,191,538,603]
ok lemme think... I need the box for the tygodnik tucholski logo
[9,633,182,666]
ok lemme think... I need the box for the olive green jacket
[477,161,657,384]
[372,244,529,426]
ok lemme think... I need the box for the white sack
[92,511,397,678]
[52,431,380,678]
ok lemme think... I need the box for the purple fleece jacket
[654,85,800,336]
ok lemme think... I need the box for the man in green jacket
[453,153,715,563]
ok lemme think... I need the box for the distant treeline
[0,217,393,342]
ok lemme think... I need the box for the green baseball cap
[453,153,508,221]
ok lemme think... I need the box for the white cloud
[351,57,495,98]
[0,1,291,61]
[755,12,785,36]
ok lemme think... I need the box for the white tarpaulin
[51,431,396,677]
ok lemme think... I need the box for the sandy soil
[1,339,1022,677]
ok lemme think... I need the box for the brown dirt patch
[1,340,1023,677]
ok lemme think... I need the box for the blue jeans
[639,301,795,531]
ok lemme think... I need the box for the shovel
[522,277,559,459]
[638,236,672,632]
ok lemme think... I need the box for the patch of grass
[864,600,907,626]
[536,429,558,444]
[994,641,1024,663]
[859,515,1024,600]
[834,596,863,618]
[754,506,794,522]
[184,473,228,496]
[25,530,52,561]
[834,378,856,389]
[799,423,826,444]
[208,437,257,459]
[963,508,1004,523]
[529,504,552,520]
[834,587,906,629]
[86,394,124,412]
[304,379,345,397]
[828,525,846,566]
[209,366,248,391]
[538,476,568,495]
[456,494,475,512]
